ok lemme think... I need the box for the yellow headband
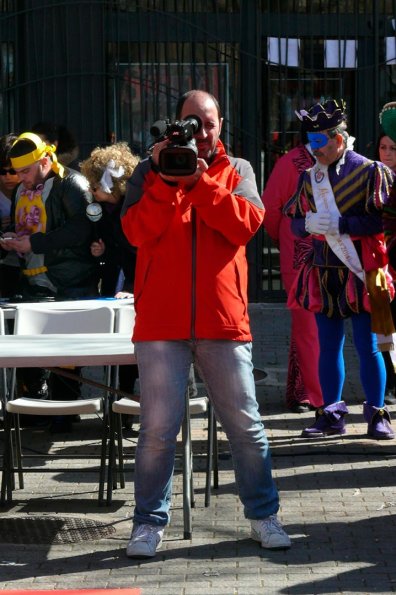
[10,132,64,177]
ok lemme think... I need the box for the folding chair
[108,306,218,537]
[1,305,115,506]
[0,307,5,409]
[0,309,8,483]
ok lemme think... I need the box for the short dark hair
[175,90,222,120]
[8,137,37,159]
[31,121,58,144]
[0,133,18,167]
[32,121,77,155]
[375,128,389,161]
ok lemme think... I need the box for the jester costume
[286,99,395,440]
[287,150,393,318]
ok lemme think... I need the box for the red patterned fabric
[262,145,323,409]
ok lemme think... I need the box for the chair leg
[98,415,109,506]
[1,411,14,504]
[115,412,125,489]
[105,366,121,505]
[14,414,24,489]
[205,402,214,507]
[190,444,195,509]
[106,401,116,506]
[212,413,219,490]
[98,387,112,506]
[2,370,22,494]
[181,390,192,539]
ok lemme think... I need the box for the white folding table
[0,333,135,368]
[1,296,135,322]
[0,331,196,536]
[0,331,136,505]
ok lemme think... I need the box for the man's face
[0,166,19,194]
[180,92,223,162]
[14,158,49,190]
[308,130,344,166]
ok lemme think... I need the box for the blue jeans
[133,340,279,526]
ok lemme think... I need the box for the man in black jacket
[1,132,97,432]
[1,132,96,297]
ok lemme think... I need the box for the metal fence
[1,0,396,300]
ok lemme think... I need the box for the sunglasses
[0,168,16,175]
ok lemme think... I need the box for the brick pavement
[1,303,396,594]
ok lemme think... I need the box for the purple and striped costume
[285,150,394,319]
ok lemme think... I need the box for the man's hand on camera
[151,139,169,168]
[159,158,208,190]
[151,138,207,189]
[151,139,180,185]
[177,159,208,190]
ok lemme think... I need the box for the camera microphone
[86,202,103,242]
[150,119,170,139]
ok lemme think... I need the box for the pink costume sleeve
[262,146,311,283]
[262,150,300,241]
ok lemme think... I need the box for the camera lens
[159,146,197,176]
[174,155,189,166]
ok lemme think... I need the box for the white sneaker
[251,515,291,550]
[126,523,164,558]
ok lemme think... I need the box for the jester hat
[295,99,347,132]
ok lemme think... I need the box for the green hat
[379,102,396,143]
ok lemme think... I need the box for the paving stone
[1,303,396,593]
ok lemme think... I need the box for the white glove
[327,212,340,235]
[305,211,331,235]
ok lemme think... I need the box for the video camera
[150,115,202,176]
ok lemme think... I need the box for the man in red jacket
[121,89,290,558]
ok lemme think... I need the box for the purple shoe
[363,402,395,440]
[301,401,348,438]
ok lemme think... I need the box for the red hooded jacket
[121,140,264,342]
